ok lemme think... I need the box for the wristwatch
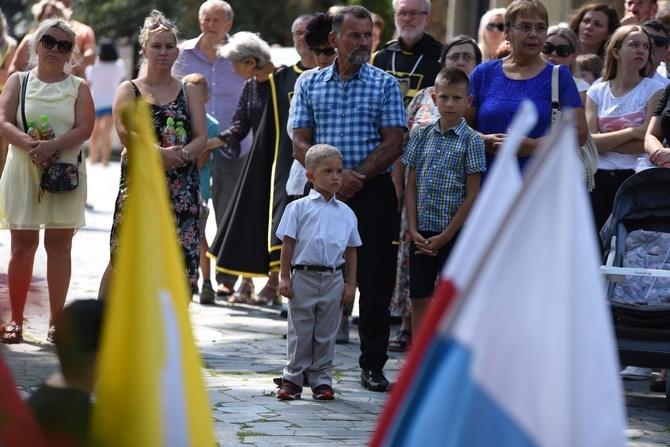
[181,148,190,162]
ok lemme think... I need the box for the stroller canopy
[600,167,670,248]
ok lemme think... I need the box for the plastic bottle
[26,120,41,141]
[175,121,187,147]
[40,115,55,140]
[162,117,176,147]
[635,155,652,173]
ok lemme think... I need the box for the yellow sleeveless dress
[0,73,87,229]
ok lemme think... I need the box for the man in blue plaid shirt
[292,5,407,393]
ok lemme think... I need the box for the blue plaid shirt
[292,61,407,172]
[402,118,486,232]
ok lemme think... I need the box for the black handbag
[20,72,81,194]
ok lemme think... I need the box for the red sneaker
[311,384,335,400]
[277,381,302,400]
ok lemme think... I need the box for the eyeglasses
[649,34,669,48]
[446,53,475,62]
[310,47,336,56]
[40,35,72,54]
[486,23,504,32]
[395,10,428,20]
[542,42,573,57]
[512,23,548,34]
[147,20,175,30]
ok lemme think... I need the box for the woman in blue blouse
[465,0,587,171]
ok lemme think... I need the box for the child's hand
[279,277,293,300]
[424,234,449,254]
[410,230,437,256]
[341,283,356,305]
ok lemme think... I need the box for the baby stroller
[600,167,670,410]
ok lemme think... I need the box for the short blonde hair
[182,73,209,98]
[29,17,78,69]
[305,144,342,171]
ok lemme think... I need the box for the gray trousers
[284,269,344,389]
[211,151,247,286]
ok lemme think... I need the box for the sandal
[46,326,56,344]
[0,323,23,344]
[228,280,255,304]
[254,284,280,306]
[388,328,411,352]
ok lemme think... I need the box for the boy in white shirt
[276,144,361,400]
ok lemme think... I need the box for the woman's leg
[98,261,112,300]
[99,114,114,166]
[7,230,40,325]
[89,116,101,164]
[256,271,280,305]
[44,228,75,327]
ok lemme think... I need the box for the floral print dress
[110,82,201,294]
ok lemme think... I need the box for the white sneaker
[621,366,653,379]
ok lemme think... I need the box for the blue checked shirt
[402,118,486,232]
[292,61,407,172]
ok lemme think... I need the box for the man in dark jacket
[371,0,443,106]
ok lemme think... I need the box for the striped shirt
[402,118,486,232]
[292,61,407,172]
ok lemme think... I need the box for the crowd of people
[0,0,669,420]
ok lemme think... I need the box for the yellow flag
[90,101,214,446]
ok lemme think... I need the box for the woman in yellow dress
[0,17,94,344]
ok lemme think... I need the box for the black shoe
[650,378,667,392]
[361,369,390,392]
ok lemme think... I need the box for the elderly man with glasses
[371,0,443,107]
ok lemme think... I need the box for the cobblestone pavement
[1,161,669,446]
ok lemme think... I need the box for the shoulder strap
[550,65,561,124]
[129,80,141,98]
[20,71,29,132]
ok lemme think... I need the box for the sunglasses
[147,20,175,30]
[486,23,504,32]
[40,35,72,54]
[542,42,573,58]
[310,47,336,56]
[649,34,669,48]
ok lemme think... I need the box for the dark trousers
[347,173,396,371]
[590,169,635,234]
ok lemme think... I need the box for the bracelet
[181,148,190,161]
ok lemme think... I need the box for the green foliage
[230,0,309,46]
[0,0,397,48]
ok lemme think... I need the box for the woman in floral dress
[99,10,207,297]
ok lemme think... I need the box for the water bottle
[26,120,41,141]
[40,115,55,140]
[39,115,60,159]
[635,155,651,173]
[175,121,187,147]
[162,117,176,147]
